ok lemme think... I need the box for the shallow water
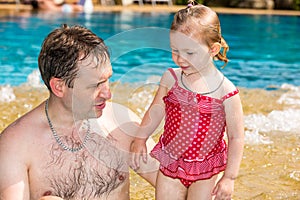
[1,83,299,199]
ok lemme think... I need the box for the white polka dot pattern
[150,68,239,181]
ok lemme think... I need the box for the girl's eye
[187,52,194,55]
[172,49,179,53]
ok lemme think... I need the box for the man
[0,24,157,200]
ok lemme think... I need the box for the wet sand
[0,84,299,199]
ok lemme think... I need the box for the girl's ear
[210,42,221,57]
[49,78,66,98]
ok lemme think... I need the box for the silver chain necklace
[180,71,225,95]
[45,99,90,152]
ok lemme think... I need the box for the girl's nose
[176,53,187,64]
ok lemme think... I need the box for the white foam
[244,107,300,145]
[244,129,273,145]
[25,69,44,88]
[245,109,300,133]
[289,170,300,182]
[0,70,44,103]
[277,84,300,106]
[0,85,16,102]
[243,83,300,145]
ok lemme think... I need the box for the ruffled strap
[221,89,239,102]
[168,68,178,83]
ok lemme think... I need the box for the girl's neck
[182,70,199,77]
[183,63,218,79]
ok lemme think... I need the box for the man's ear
[49,78,65,97]
[210,42,221,57]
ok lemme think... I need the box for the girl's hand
[212,176,234,200]
[130,138,148,170]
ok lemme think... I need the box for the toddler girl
[131,3,244,200]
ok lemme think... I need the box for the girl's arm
[223,93,244,180]
[130,70,172,170]
[213,92,244,199]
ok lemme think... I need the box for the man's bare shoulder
[0,103,47,199]
[0,102,45,147]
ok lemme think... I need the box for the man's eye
[89,82,103,89]
[172,49,179,53]
[187,52,194,55]
[96,82,104,88]
[97,80,109,88]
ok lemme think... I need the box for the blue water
[0,12,299,88]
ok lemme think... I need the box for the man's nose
[98,82,111,100]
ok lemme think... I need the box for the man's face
[71,53,112,120]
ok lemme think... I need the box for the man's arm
[0,125,30,200]
[96,102,159,186]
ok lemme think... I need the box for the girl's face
[170,31,212,74]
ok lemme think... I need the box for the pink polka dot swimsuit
[150,68,239,187]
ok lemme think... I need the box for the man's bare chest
[29,134,129,199]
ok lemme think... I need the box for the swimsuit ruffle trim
[150,142,227,181]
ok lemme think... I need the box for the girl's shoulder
[223,76,237,91]
[220,76,240,99]
[160,68,178,89]
[162,68,181,77]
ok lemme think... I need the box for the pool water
[0,12,300,88]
